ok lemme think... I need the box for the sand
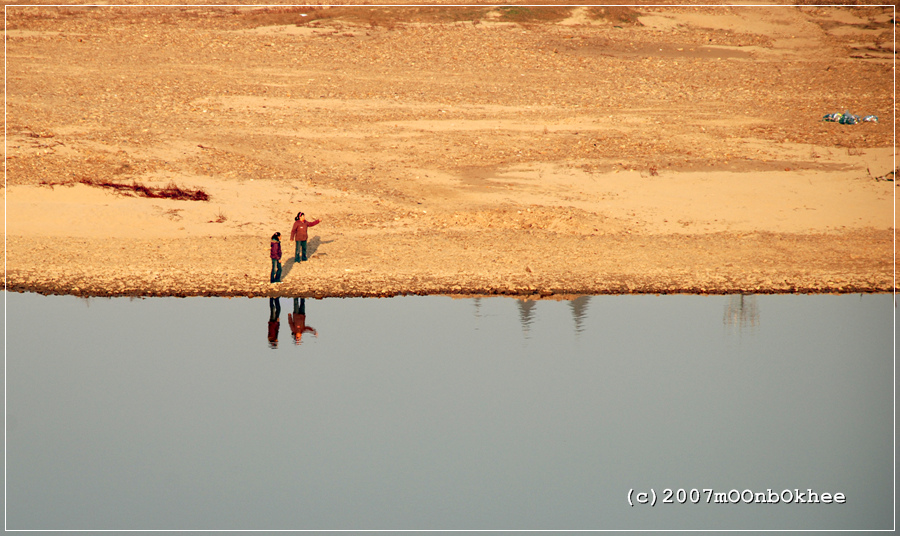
[3,4,895,297]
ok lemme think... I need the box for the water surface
[5,292,894,531]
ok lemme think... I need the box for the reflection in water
[723,294,759,332]
[267,297,281,348]
[264,293,759,349]
[289,298,318,345]
[568,295,591,334]
[6,293,892,530]
[471,295,594,337]
[517,299,537,336]
[516,296,592,337]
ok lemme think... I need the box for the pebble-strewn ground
[4,4,895,298]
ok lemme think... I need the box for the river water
[4,292,894,531]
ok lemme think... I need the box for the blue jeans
[271,258,282,283]
[295,241,307,261]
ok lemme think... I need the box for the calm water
[4,292,894,531]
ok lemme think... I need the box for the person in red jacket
[270,232,282,283]
[290,212,321,262]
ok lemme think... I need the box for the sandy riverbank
[4,4,895,297]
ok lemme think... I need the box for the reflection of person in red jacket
[268,297,281,349]
[290,212,321,262]
[289,297,318,345]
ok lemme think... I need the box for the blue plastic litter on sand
[822,111,877,124]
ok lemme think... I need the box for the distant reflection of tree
[569,295,591,335]
[724,294,759,332]
[289,297,318,345]
[268,297,281,349]
[517,299,537,337]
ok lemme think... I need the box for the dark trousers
[295,241,307,261]
[271,258,282,283]
[269,297,281,321]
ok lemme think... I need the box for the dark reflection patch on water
[569,295,591,335]
[4,292,893,531]
[723,294,760,334]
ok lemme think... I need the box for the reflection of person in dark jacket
[290,212,321,262]
[268,297,281,348]
[289,297,318,345]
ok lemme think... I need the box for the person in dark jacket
[270,232,282,283]
[290,212,321,262]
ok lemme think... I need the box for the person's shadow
[281,236,335,280]
[282,258,297,280]
[307,236,334,258]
